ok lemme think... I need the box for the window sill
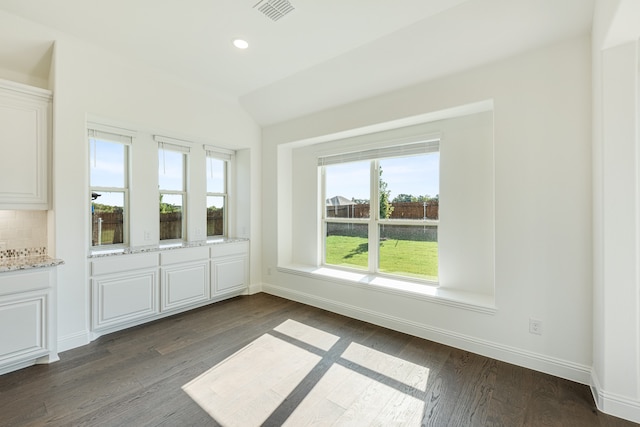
[277,264,496,314]
[89,244,128,256]
[158,240,186,249]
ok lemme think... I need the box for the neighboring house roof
[326,195,355,206]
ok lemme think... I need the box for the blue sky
[325,153,439,202]
[91,139,438,208]
[91,139,226,208]
[90,139,125,207]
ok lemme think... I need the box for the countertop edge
[0,257,65,273]
[88,238,249,258]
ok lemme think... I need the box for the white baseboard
[57,330,90,353]
[591,370,640,423]
[247,282,263,295]
[262,283,591,385]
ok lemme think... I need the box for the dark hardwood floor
[0,293,636,426]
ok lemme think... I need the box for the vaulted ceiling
[0,0,595,125]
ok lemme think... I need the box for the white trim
[57,330,90,352]
[318,139,439,165]
[204,144,235,160]
[154,135,194,151]
[0,77,51,100]
[88,129,133,145]
[278,264,494,313]
[591,370,640,423]
[288,100,493,149]
[261,283,591,385]
[157,140,191,153]
[87,122,137,140]
[247,282,263,295]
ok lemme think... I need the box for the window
[89,128,131,247]
[320,140,440,282]
[158,142,188,241]
[206,147,232,238]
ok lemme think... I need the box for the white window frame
[319,139,440,283]
[157,138,189,242]
[88,125,133,249]
[205,145,234,238]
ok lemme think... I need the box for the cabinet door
[0,293,47,366]
[211,256,247,297]
[92,270,158,330]
[161,261,209,312]
[0,82,50,208]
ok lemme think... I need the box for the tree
[416,194,439,203]
[379,166,394,219]
[92,203,123,213]
[159,194,180,213]
[393,193,416,203]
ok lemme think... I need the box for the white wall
[262,35,592,383]
[0,11,262,351]
[591,0,640,422]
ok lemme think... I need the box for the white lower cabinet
[160,247,209,312]
[0,269,58,375]
[92,270,159,330]
[211,241,249,297]
[90,241,248,339]
[212,257,247,296]
[91,252,159,334]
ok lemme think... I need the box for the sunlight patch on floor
[283,363,427,426]
[182,333,321,426]
[341,342,430,389]
[274,318,340,351]
[183,319,429,426]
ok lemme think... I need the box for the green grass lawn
[325,235,438,280]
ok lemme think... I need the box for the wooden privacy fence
[160,212,182,240]
[207,210,224,236]
[92,210,224,244]
[326,201,439,220]
[92,212,123,245]
[326,222,438,242]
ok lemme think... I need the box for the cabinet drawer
[160,246,209,265]
[210,241,248,258]
[91,252,159,276]
[0,270,50,296]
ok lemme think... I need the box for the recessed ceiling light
[233,39,249,49]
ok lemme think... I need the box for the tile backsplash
[0,210,48,250]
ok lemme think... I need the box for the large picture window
[158,142,188,241]
[321,140,439,282]
[89,128,131,247]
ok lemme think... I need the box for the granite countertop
[0,255,65,273]
[88,238,248,258]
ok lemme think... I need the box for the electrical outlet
[144,231,151,241]
[529,318,543,335]
[267,267,272,276]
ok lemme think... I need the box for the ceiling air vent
[253,0,295,22]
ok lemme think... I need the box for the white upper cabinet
[0,79,51,209]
